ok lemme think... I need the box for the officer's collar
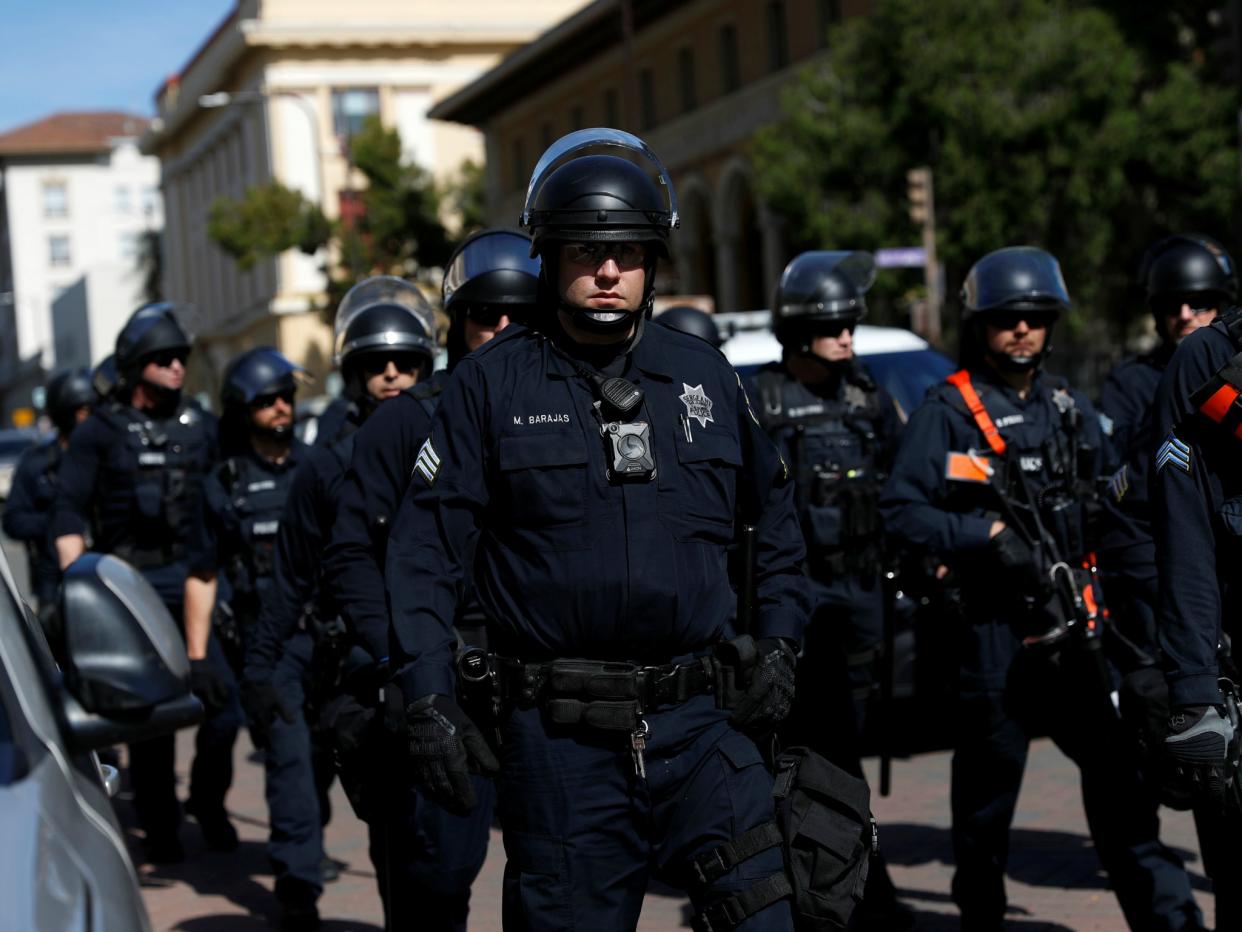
[974,363,1046,403]
[244,437,305,472]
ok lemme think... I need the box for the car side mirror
[58,554,202,752]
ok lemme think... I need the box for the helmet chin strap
[251,423,293,443]
[139,378,182,413]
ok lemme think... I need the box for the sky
[0,0,236,132]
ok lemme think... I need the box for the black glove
[240,679,296,749]
[988,526,1043,593]
[317,692,375,757]
[1163,704,1236,808]
[190,659,232,713]
[384,688,499,816]
[729,638,798,732]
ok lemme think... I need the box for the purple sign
[875,247,927,269]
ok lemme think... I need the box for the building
[142,0,589,398]
[0,111,160,423]
[429,0,865,314]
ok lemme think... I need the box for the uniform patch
[679,383,715,428]
[413,438,441,485]
[945,451,993,483]
[1155,434,1191,474]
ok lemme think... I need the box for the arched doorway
[674,176,718,305]
[715,160,771,313]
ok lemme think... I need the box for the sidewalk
[134,731,1213,930]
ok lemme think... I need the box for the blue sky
[0,0,235,132]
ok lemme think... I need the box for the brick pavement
[130,730,1215,931]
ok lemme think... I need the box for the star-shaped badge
[679,383,714,428]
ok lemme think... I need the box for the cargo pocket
[663,430,742,543]
[502,830,573,930]
[1220,496,1242,536]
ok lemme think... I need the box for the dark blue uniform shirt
[3,438,64,605]
[386,322,810,699]
[326,380,442,663]
[1152,319,1242,707]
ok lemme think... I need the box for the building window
[638,67,657,130]
[818,0,842,41]
[678,47,697,113]
[49,235,71,267]
[719,24,741,94]
[569,104,585,130]
[767,1,790,71]
[603,87,620,127]
[331,88,380,143]
[119,231,141,259]
[142,185,160,218]
[114,185,132,214]
[42,182,67,218]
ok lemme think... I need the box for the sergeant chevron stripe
[1155,434,1191,474]
[414,438,441,484]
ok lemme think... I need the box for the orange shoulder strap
[946,369,1007,456]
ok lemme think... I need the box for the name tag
[247,480,276,492]
[945,451,992,484]
[252,520,280,536]
[138,451,166,467]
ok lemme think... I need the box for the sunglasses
[360,352,424,377]
[149,349,188,368]
[809,321,855,339]
[250,389,295,410]
[465,305,507,327]
[988,311,1056,331]
[562,241,648,269]
[1152,295,1218,317]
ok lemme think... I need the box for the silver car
[0,553,201,931]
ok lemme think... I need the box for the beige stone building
[429,0,868,315]
[142,0,588,396]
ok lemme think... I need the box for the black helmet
[521,128,678,335]
[221,347,305,409]
[115,302,191,384]
[772,251,875,349]
[443,229,542,313]
[961,247,1070,316]
[1142,234,1237,311]
[656,305,722,348]
[91,354,118,401]
[961,246,1068,372]
[45,367,94,433]
[333,276,437,382]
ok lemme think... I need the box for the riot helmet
[961,246,1068,372]
[1141,234,1237,340]
[221,347,305,408]
[45,367,94,434]
[520,128,678,336]
[114,302,192,401]
[772,251,875,358]
[443,228,540,364]
[91,354,118,401]
[333,276,437,399]
[656,305,723,348]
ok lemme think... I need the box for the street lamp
[198,90,326,207]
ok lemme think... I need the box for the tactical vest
[755,366,886,578]
[217,453,297,618]
[942,370,1098,564]
[99,398,211,568]
[1188,306,1242,439]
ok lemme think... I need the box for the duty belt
[492,655,718,731]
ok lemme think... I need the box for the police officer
[322,229,537,930]
[182,347,310,862]
[1151,239,1242,927]
[243,277,439,931]
[656,304,723,348]
[880,247,1202,932]
[1099,235,1236,658]
[51,303,227,863]
[749,250,908,928]
[4,367,93,635]
[384,129,809,931]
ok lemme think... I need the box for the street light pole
[198,90,327,211]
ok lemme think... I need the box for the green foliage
[754,0,1240,340]
[136,230,163,303]
[207,183,330,271]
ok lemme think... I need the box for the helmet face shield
[443,230,542,308]
[222,347,306,407]
[521,128,679,233]
[962,247,1070,314]
[333,276,436,364]
[774,251,876,323]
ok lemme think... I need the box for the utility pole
[906,166,941,344]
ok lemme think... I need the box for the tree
[754,0,1240,344]
[207,182,330,271]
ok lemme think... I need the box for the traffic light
[907,167,933,227]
